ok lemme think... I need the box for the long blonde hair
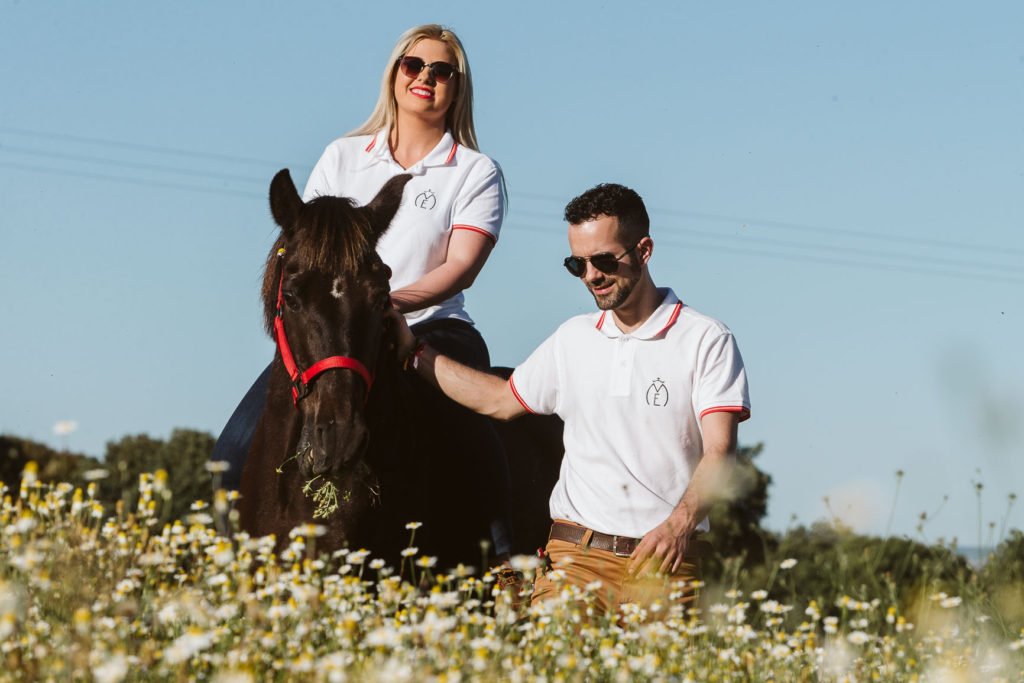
[349,25,478,150]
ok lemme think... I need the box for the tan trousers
[531,520,703,616]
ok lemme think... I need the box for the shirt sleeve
[302,144,337,202]
[451,158,504,243]
[508,329,561,415]
[695,331,751,422]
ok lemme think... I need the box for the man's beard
[588,275,636,310]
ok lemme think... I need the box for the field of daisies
[2,464,1024,681]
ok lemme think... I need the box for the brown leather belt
[548,521,643,557]
[548,521,709,558]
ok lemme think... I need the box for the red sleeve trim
[452,225,497,244]
[508,376,537,414]
[446,142,458,164]
[699,406,751,422]
[364,134,378,153]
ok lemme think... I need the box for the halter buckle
[291,377,311,402]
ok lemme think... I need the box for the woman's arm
[389,228,495,314]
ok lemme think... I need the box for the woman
[214,24,512,555]
[303,25,503,333]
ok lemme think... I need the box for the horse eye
[282,291,300,311]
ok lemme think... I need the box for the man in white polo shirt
[392,183,750,613]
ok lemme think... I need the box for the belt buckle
[611,535,632,558]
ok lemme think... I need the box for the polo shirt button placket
[609,336,634,397]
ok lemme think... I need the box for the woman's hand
[386,306,417,360]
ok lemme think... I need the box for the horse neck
[364,357,408,432]
[248,356,305,483]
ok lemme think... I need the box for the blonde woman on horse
[214,24,513,558]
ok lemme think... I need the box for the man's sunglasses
[563,237,647,277]
[396,56,459,85]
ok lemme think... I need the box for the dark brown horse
[238,170,561,567]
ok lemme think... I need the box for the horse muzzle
[297,409,370,480]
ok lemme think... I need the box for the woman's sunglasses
[396,56,459,85]
[563,237,647,277]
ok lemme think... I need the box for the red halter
[273,266,373,405]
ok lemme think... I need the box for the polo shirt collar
[595,288,683,340]
[362,129,458,174]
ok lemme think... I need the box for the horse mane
[260,195,378,336]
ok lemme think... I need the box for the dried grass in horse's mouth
[303,477,339,518]
[278,443,341,518]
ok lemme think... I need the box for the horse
[237,169,562,568]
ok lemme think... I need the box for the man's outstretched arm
[390,310,527,421]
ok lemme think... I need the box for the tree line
[1,430,215,525]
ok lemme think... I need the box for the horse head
[261,169,411,482]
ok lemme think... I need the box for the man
[392,183,750,613]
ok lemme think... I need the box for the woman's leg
[211,363,272,492]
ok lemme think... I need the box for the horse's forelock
[260,196,378,336]
[298,198,375,273]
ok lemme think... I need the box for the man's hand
[386,305,416,360]
[626,411,739,577]
[385,303,527,421]
[627,515,694,577]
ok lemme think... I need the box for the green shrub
[99,429,215,524]
[0,435,101,491]
[717,521,974,615]
[979,529,1024,633]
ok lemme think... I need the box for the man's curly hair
[563,183,649,243]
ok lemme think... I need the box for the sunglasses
[563,237,647,277]
[396,56,459,84]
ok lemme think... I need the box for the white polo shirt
[509,289,750,538]
[303,129,504,326]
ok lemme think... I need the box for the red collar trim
[654,302,683,337]
[593,293,683,339]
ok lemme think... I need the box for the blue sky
[2,0,1022,546]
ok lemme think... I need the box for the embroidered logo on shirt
[414,190,437,210]
[645,378,669,406]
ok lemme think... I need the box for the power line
[0,125,300,169]
[0,161,264,200]
[505,217,1024,287]
[7,124,1017,259]
[516,190,1024,258]
[4,124,1021,286]
[665,227,1024,276]
[1,143,273,186]
[664,208,1024,259]
[5,148,1020,287]
[510,207,1024,277]
[657,234,1024,287]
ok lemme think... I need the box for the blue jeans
[211,319,513,556]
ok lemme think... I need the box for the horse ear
[364,174,412,241]
[269,169,303,235]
